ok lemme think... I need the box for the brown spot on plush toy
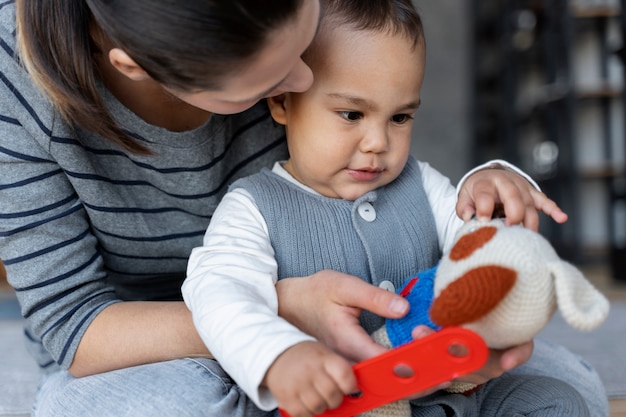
[430,265,517,327]
[448,225,497,261]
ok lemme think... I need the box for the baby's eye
[391,114,413,124]
[339,111,363,121]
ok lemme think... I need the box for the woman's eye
[391,114,413,124]
[339,111,362,121]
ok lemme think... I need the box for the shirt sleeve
[418,161,464,254]
[456,159,541,194]
[182,188,316,411]
[0,49,119,369]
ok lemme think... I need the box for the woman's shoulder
[0,2,15,34]
[0,2,17,56]
[0,3,64,144]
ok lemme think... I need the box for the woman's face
[166,1,320,115]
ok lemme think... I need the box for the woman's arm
[0,124,208,376]
[70,301,209,376]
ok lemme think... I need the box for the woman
[0,1,603,416]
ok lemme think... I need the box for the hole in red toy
[393,364,415,378]
[347,391,363,399]
[448,343,469,358]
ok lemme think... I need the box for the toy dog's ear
[551,261,610,331]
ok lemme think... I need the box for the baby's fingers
[532,191,568,225]
[325,354,358,397]
[315,356,358,413]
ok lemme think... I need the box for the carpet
[538,300,626,399]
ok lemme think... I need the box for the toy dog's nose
[430,266,517,327]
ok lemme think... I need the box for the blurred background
[411,0,626,284]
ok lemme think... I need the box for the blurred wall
[410,1,470,184]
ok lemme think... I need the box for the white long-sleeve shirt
[182,159,536,410]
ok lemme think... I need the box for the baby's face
[269,26,426,200]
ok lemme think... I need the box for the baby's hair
[317,0,424,51]
[16,0,303,154]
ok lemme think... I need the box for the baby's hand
[264,341,357,417]
[457,168,568,231]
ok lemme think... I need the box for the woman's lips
[346,168,382,182]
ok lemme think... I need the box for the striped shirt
[0,1,288,370]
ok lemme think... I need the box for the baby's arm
[264,341,357,417]
[182,189,318,410]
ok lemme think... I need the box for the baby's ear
[266,94,288,125]
[552,261,610,330]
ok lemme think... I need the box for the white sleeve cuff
[455,159,541,196]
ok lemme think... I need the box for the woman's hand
[411,325,534,388]
[276,270,409,363]
[456,168,568,231]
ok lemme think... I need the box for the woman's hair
[16,0,303,154]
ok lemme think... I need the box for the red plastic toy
[280,327,488,417]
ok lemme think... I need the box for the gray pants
[409,373,589,416]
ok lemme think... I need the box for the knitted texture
[368,217,610,411]
[431,219,610,349]
[430,265,517,327]
[232,156,440,335]
[386,267,440,347]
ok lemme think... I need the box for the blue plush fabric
[386,265,441,348]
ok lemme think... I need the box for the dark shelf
[571,5,621,19]
[471,0,626,280]
[579,165,625,179]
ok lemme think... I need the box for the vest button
[357,202,376,222]
[379,280,395,292]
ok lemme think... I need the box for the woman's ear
[267,94,288,125]
[108,48,150,81]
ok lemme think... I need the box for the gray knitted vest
[230,157,440,333]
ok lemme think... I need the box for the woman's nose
[281,59,314,93]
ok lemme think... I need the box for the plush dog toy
[362,218,610,417]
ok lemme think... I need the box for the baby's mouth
[346,167,383,182]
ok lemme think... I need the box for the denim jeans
[32,339,607,417]
[33,357,276,417]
